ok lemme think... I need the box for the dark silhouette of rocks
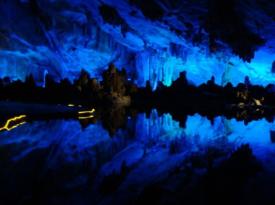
[0,64,275,124]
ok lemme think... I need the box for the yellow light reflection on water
[0,115,27,131]
[78,109,95,115]
[78,109,95,120]
[78,115,95,120]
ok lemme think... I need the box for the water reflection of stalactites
[1,110,275,204]
[133,144,262,205]
[78,106,132,136]
[78,116,98,129]
[100,107,129,136]
[76,105,274,137]
[80,107,189,137]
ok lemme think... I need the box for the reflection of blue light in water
[1,110,275,204]
[0,120,110,162]
[1,111,275,172]
[135,110,186,142]
[225,118,275,165]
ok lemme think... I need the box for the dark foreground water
[1,110,275,205]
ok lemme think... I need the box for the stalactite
[0,0,274,87]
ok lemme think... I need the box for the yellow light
[78,109,95,115]
[68,104,83,107]
[0,115,27,131]
[78,115,94,120]
[254,99,262,106]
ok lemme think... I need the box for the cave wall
[0,0,274,88]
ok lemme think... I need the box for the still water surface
[1,110,275,204]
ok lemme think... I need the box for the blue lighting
[1,111,275,168]
[0,0,274,88]
[1,111,275,203]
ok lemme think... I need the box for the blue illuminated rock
[0,0,274,88]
